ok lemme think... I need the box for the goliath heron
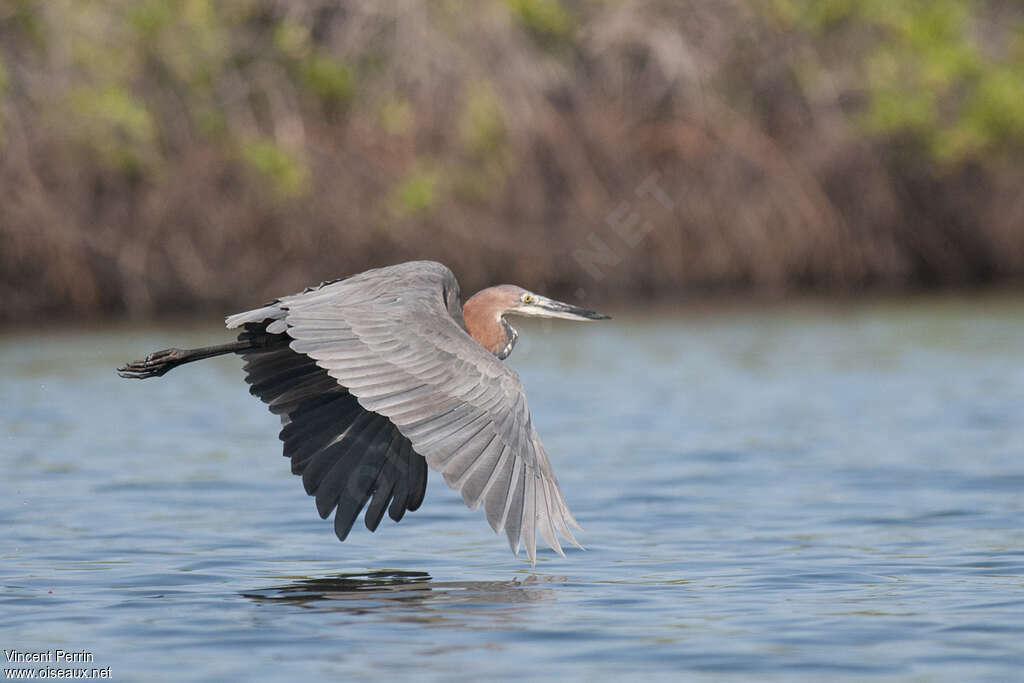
[118,261,610,564]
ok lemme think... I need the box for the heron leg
[117,341,254,379]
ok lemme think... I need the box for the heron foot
[117,348,184,379]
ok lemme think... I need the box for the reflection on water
[2,297,1024,680]
[242,571,560,614]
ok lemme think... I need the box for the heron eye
[521,294,535,304]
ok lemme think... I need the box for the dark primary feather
[238,327,427,540]
[227,261,581,563]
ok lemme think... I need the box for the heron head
[502,286,611,322]
[463,285,609,359]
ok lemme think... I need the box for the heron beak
[516,295,611,321]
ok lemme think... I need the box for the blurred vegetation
[775,0,1024,163]
[0,0,1022,322]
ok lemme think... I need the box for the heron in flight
[119,261,609,564]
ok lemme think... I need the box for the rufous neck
[463,289,512,358]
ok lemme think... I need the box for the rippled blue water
[3,297,1023,681]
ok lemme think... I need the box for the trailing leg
[118,340,257,379]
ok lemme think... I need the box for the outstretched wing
[236,329,427,540]
[227,261,580,563]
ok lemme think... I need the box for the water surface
[3,297,1023,680]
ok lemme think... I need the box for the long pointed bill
[517,296,611,321]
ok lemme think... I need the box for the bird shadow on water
[240,570,563,620]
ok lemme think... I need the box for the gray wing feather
[228,261,579,563]
[236,333,429,539]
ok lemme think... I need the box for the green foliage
[299,54,355,109]
[7,0,359,195]
[45,0,231,171]
[274,19,355,111]
[239,139,310,199]
[379,97,413,136]
[390,166,441,217]
[506,0,575,46]
[69,86,156,170]
[459,81,507,158]
[10,0,46,48]
[455,81,512,201]
[950,65,1024,160]
[273,19,311,58]
[272,18,356,112]
[126,0,174,40]
[772,0,1024,164]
